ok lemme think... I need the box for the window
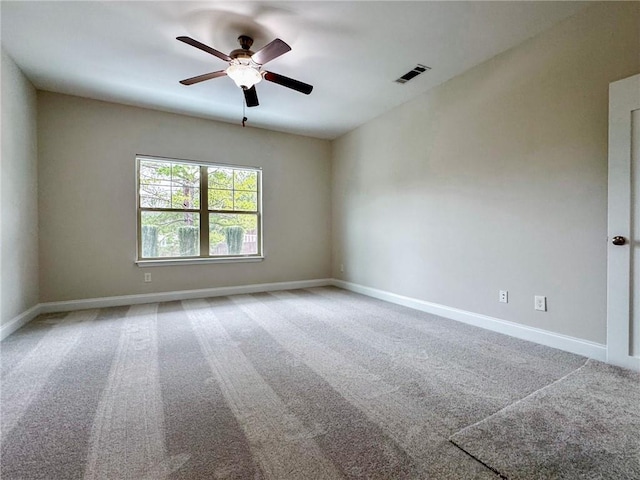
[137,155,262,263]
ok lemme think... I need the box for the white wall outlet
[340,264,344,273]
[144,272,152,283]
[499,290,508,303]
[534,295,547,311]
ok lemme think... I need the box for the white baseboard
[1,279,332,340]
[332,279,607,361]
[38,278,333,314]
[1,304,42,341]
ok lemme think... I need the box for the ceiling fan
[177,35,313,107]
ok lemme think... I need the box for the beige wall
[331,2,640,344]
[38,93,331,302]
[1,49,39,326]
[8,2,639,346]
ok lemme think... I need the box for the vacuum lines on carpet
[2,287,636,479]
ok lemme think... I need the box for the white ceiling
[1,1,589,139]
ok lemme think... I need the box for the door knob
[612,236,626,246]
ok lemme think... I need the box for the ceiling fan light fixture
[177,35,313,99]
[226,62,262,89]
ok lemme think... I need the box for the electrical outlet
[340,264,344,273]
[499,290,508,303]
[144,273,152,283]
[534,295,546,311]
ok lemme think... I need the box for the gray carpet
[0,287,635,479]
[450,359,640,480]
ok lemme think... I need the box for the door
[607,73,640,371]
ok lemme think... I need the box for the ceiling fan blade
[179,70,227,85]
[263,71,313,95]
[251,38,291,65]
[176,36,232,62]
[243,86,259,107]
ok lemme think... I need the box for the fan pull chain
[242,99,247,128]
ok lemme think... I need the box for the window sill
[136,256,264,267]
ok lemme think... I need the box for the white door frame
[607,73,640,371]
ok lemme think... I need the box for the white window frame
[135,155,263,266]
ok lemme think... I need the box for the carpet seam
[447,358,592,480]
[448,357,592,440]
[448,438,509,479]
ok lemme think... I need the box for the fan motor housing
[230,35,255,60]
[237,35,254,50]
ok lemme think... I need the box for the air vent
[395,64,431,84]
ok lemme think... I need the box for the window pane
[209,213,258,256]
[172,164,200,189]
[140,161,200,210]
[139,183,171,208]
[233,191,257,211]
[140,161,172,183]
[208,167,233,189]
[171,187,200,209]
[209,189,233,210]
[234,170,258,191]
[171,163,200,209]
[141,211,200,258]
